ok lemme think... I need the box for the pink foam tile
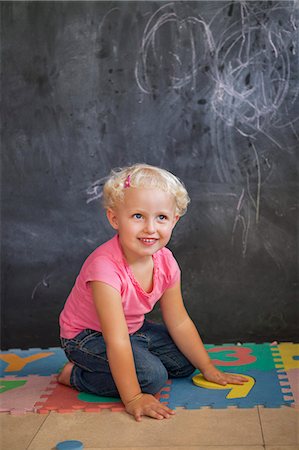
[35,381,168,414]
[35,382,124,414]
[0,375,56,414]
[286,369,299,408]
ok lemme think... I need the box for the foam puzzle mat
[0,343,298,414]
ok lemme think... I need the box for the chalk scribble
[86,176,108,204]
[134,0,298,257]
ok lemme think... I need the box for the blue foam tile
[162,369,293,410]
[160,376,214,409]
[0,347,67,377]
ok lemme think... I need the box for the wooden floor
[1,406,298,450]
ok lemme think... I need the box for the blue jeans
[61,320,195,397]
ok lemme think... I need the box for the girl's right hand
[125,393,175,422]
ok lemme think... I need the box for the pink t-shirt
[59,234,180,338]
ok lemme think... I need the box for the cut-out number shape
[208,346,256,366]
[192,373,255,399]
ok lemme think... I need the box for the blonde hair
[103,163,190,216]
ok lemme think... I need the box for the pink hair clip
[124,174,131,188]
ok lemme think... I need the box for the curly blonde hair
[103,163,190,216]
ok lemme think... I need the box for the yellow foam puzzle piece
[278,343,299,370]
[192,373,255,399]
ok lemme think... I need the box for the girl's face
[106,187,179,264]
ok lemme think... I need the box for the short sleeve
[168,256,181,287]
[158,247,181,289]
[84,256,122,292]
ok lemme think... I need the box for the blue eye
[133,213,142,219]
[158,215,167,221]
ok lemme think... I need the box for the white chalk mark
[232,202,251,258]
[189,27,196,90]
[135,3,213,93]
[251,141,261,224]
[290,121,299,140]
[237,188,245,211]
[31,275,51,300]
[246,171,256,211]
[98,7,119,34]
[135,0,297,139]
[135,0,298,257]
[239,201,251,258]
[86,177,108,204]
[169,52,182,66]
[208,2,296,140]
[263,239,282,269]
[269,30,279,58]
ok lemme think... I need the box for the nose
[144,218,156,234]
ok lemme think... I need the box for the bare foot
[58,362,74,386]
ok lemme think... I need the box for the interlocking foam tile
[271,343,299,409]
[160,368,294,410]
[286,369,299,408]
[1,344,297,413]
[206,343,276,371]
[0,348,67,377]
[35,380,171,414]
[159,344,296,410]
[276,343,299,370]
[0,375,56,414]
[35,382,125,413]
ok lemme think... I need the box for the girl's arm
[160,281,246,385]
[91,281,174,421]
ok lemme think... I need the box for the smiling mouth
[139,238,158,245]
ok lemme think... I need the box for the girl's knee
[178,363,196,378]
[139,364,168,394]
[168,362,196,378]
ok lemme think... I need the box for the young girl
[59,163,245,421]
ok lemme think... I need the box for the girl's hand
[125,393,175,422]
[202,363,248,386]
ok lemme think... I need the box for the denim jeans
[61,320,195,397]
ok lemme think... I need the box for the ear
[106,208,119,230]
[172,215,180,228]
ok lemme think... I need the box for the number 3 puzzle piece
[192,373,255,399]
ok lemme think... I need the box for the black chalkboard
[1,1,298,349]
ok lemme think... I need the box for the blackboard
[1,1,298,349]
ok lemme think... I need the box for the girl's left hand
[202,363,247,386]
